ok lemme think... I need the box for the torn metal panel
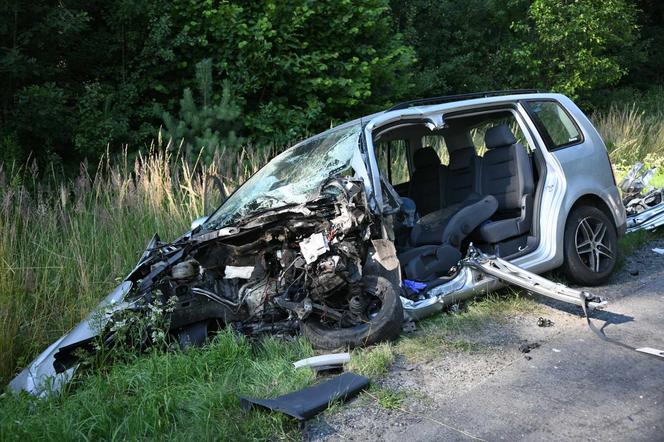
[9,281,133,396]
[401,246,607,321]
[621,163,664,233]
[626,194,664,233]
[462,246,606,310]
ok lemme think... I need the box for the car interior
[374,109,543,286]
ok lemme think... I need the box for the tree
[161,59,244,160]
[513,0,641,97]
[390,0,641,98]
[165,0,415,146]
[0,0,415,166]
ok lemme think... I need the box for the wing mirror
[190,216,209,231]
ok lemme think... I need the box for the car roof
[363,91,570,130]
[304,91,569,144]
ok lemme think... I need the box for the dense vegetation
[1,0,663,167]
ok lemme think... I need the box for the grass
[346,343,396,378]
[369,387,406,410]
[0,331,316,441]
[593,104,664,167]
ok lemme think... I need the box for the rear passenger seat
[407,146,445,216]
[409,130,481,246]
[442,130,481,206]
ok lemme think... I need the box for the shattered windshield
[205,123,362,229]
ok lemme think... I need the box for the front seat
[408,146,445,216]
[476,124,534,244]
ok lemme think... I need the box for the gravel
[302,238,664,441]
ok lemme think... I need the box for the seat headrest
[485,124,517,149]
[448,147,475,171]
[444,131,474,153]
[413,146,441,169]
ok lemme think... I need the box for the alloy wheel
[574,216,615,273]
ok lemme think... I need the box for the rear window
[526,101,582,150]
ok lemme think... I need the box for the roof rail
[387,89,542,111]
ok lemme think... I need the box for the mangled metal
[621,163,664,233]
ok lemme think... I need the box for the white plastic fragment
[224,265,255,279]
[636,347,664,358]
[293,352,351,370]
[652,248,664,255]
[299,232,329,264]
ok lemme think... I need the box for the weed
[370,387,406,410]
[346,342,395,378]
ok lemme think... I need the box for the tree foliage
[0,0,659,167]
[513,0,641,96]
[390,0,642,98]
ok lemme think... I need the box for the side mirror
[190,216,209,231]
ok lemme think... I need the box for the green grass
[592,105,664,166]
[346,342,396,378]
[0,331,316,441]
[369,387,406,410]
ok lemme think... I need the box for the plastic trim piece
[240,372,370,421]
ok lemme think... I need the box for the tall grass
[593,104,664,171]
[0,146,274,384]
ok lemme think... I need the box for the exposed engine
[87,178,396,353]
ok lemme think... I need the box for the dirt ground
[303,239,664,441]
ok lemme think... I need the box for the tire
[562,205,618,286]
[301,276,404,350]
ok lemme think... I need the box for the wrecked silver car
[11,90,630,396]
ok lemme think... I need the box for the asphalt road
[385,255,664,441]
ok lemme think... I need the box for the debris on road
[519,342,540,353]
[621,163,664,234]
[293,353,350,372]
[537,317,554,327]
[240,372,369,421]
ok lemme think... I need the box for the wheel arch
[568,193,619,230]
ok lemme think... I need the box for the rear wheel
[301,276,403,350]
[562,205,618,286]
